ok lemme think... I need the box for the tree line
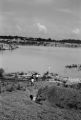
[0,35,81,44]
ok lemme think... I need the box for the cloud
[36,22,47,33]
[72,28,80,34]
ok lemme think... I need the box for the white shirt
[31,79,34,83]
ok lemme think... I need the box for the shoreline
[0,35,81,49]
[1,70,81,85]
[0,43,18,50]
[1,42,81,49]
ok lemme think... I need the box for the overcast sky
[0,0,81,39]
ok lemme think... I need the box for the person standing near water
[31,77,34,86]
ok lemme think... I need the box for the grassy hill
[0,81,81,120]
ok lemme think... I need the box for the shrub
[16,83,22,90]
[6,84,15,92]
[36,86,48,102]
[16,83,26,91]
[36,85,81,110]
[0,68,4,78]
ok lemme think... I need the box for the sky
[0,0,81,39]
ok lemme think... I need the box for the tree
[0,68,4,78]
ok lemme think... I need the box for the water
[0,46,81,77]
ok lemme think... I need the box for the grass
[0,80,81,120]
[0,90,81,120]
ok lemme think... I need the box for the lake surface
[0,46,81,77]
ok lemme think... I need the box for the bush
[64,83,81,89]
[36,85,81,110]
[16,83,22,90]
[36,86,48,102]
[16,83,26,91]
[0,68,4,77]
[6,84,15,92]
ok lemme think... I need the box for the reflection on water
[0,46,81,77]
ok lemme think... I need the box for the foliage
[0,68,4,77]
[36,85,81,110]
[6,84,15,92]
